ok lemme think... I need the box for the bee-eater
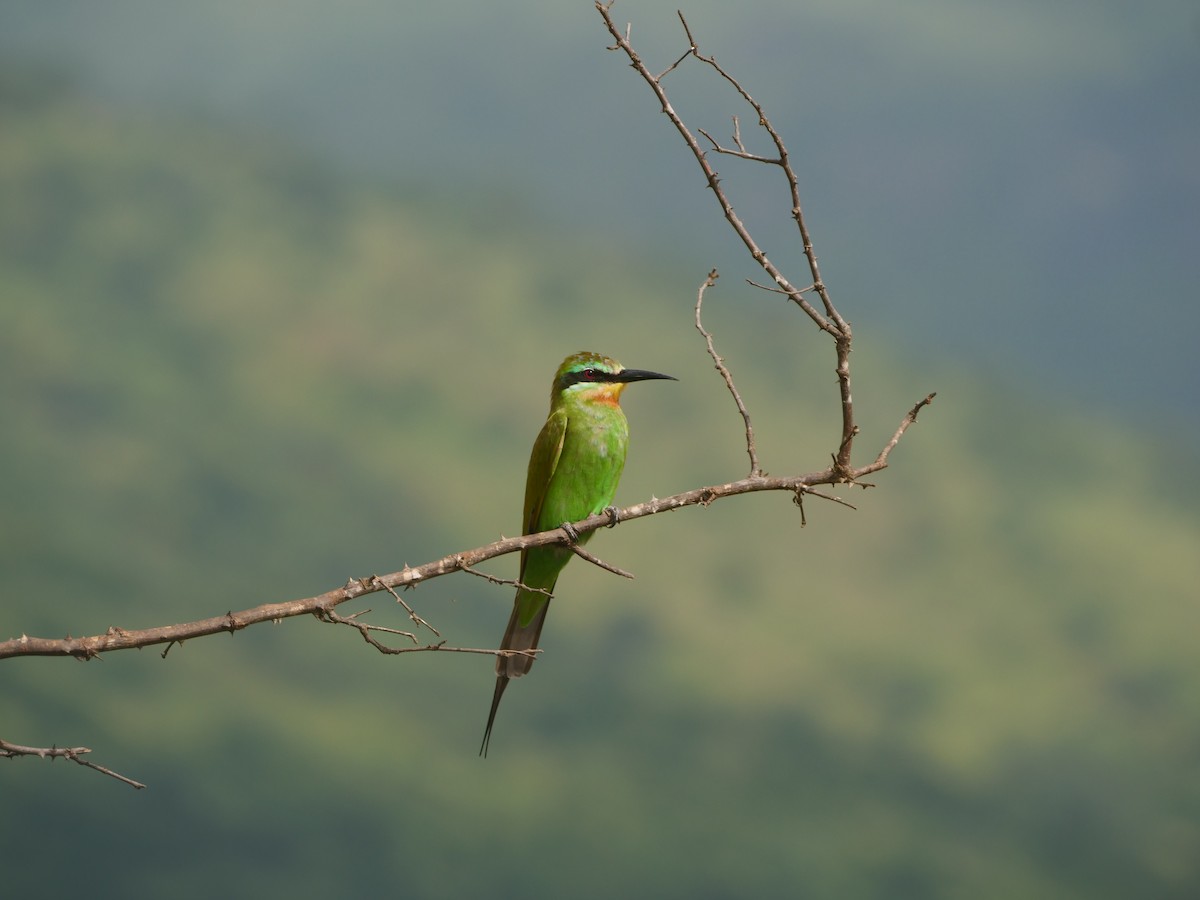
[480,351,676,756]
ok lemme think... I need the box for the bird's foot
[603,506,621,528]
[559,521,581,544]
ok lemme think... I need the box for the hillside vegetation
[2,76,1198,900]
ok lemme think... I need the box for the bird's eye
[581,368,597,380]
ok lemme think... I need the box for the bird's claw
[559,521,581,544]
[603,506,621,528]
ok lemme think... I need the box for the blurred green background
[2,2,1197,898]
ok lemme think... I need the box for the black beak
[615,368,677,384]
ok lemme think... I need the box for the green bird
[480,351,676,756]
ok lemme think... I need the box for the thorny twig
[368,576,440,637]
[599,2,879,477]
[695,269,762,477]
[456,559,555,597]
[1,738,146,790]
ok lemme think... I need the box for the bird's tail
[479,588,552,757]
[496,588,552,679]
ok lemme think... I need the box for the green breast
[534,403,629,534]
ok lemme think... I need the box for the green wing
[521,406,567,549]
[504,406,568,643]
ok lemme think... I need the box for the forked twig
[368,575,440,637]
[315,606,526,662]
[598,2,871,475]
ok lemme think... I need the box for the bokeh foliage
[3,74,1198,899]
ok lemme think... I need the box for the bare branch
[695,269,762,477]
[746,277,811,298]
[596,3,835,339]
[2,443,931,663]
[698,123,776,164]
[596,2,872,473]
[853,392,938,477]
[1,738,146,790]
[456,560,554,598]
[569,543,635,580]
[802,486,860,511]
[314,607,507,661]
[368,576,440,637]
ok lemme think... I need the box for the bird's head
[551,351,676,406]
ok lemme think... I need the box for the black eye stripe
[560,368,618,388]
